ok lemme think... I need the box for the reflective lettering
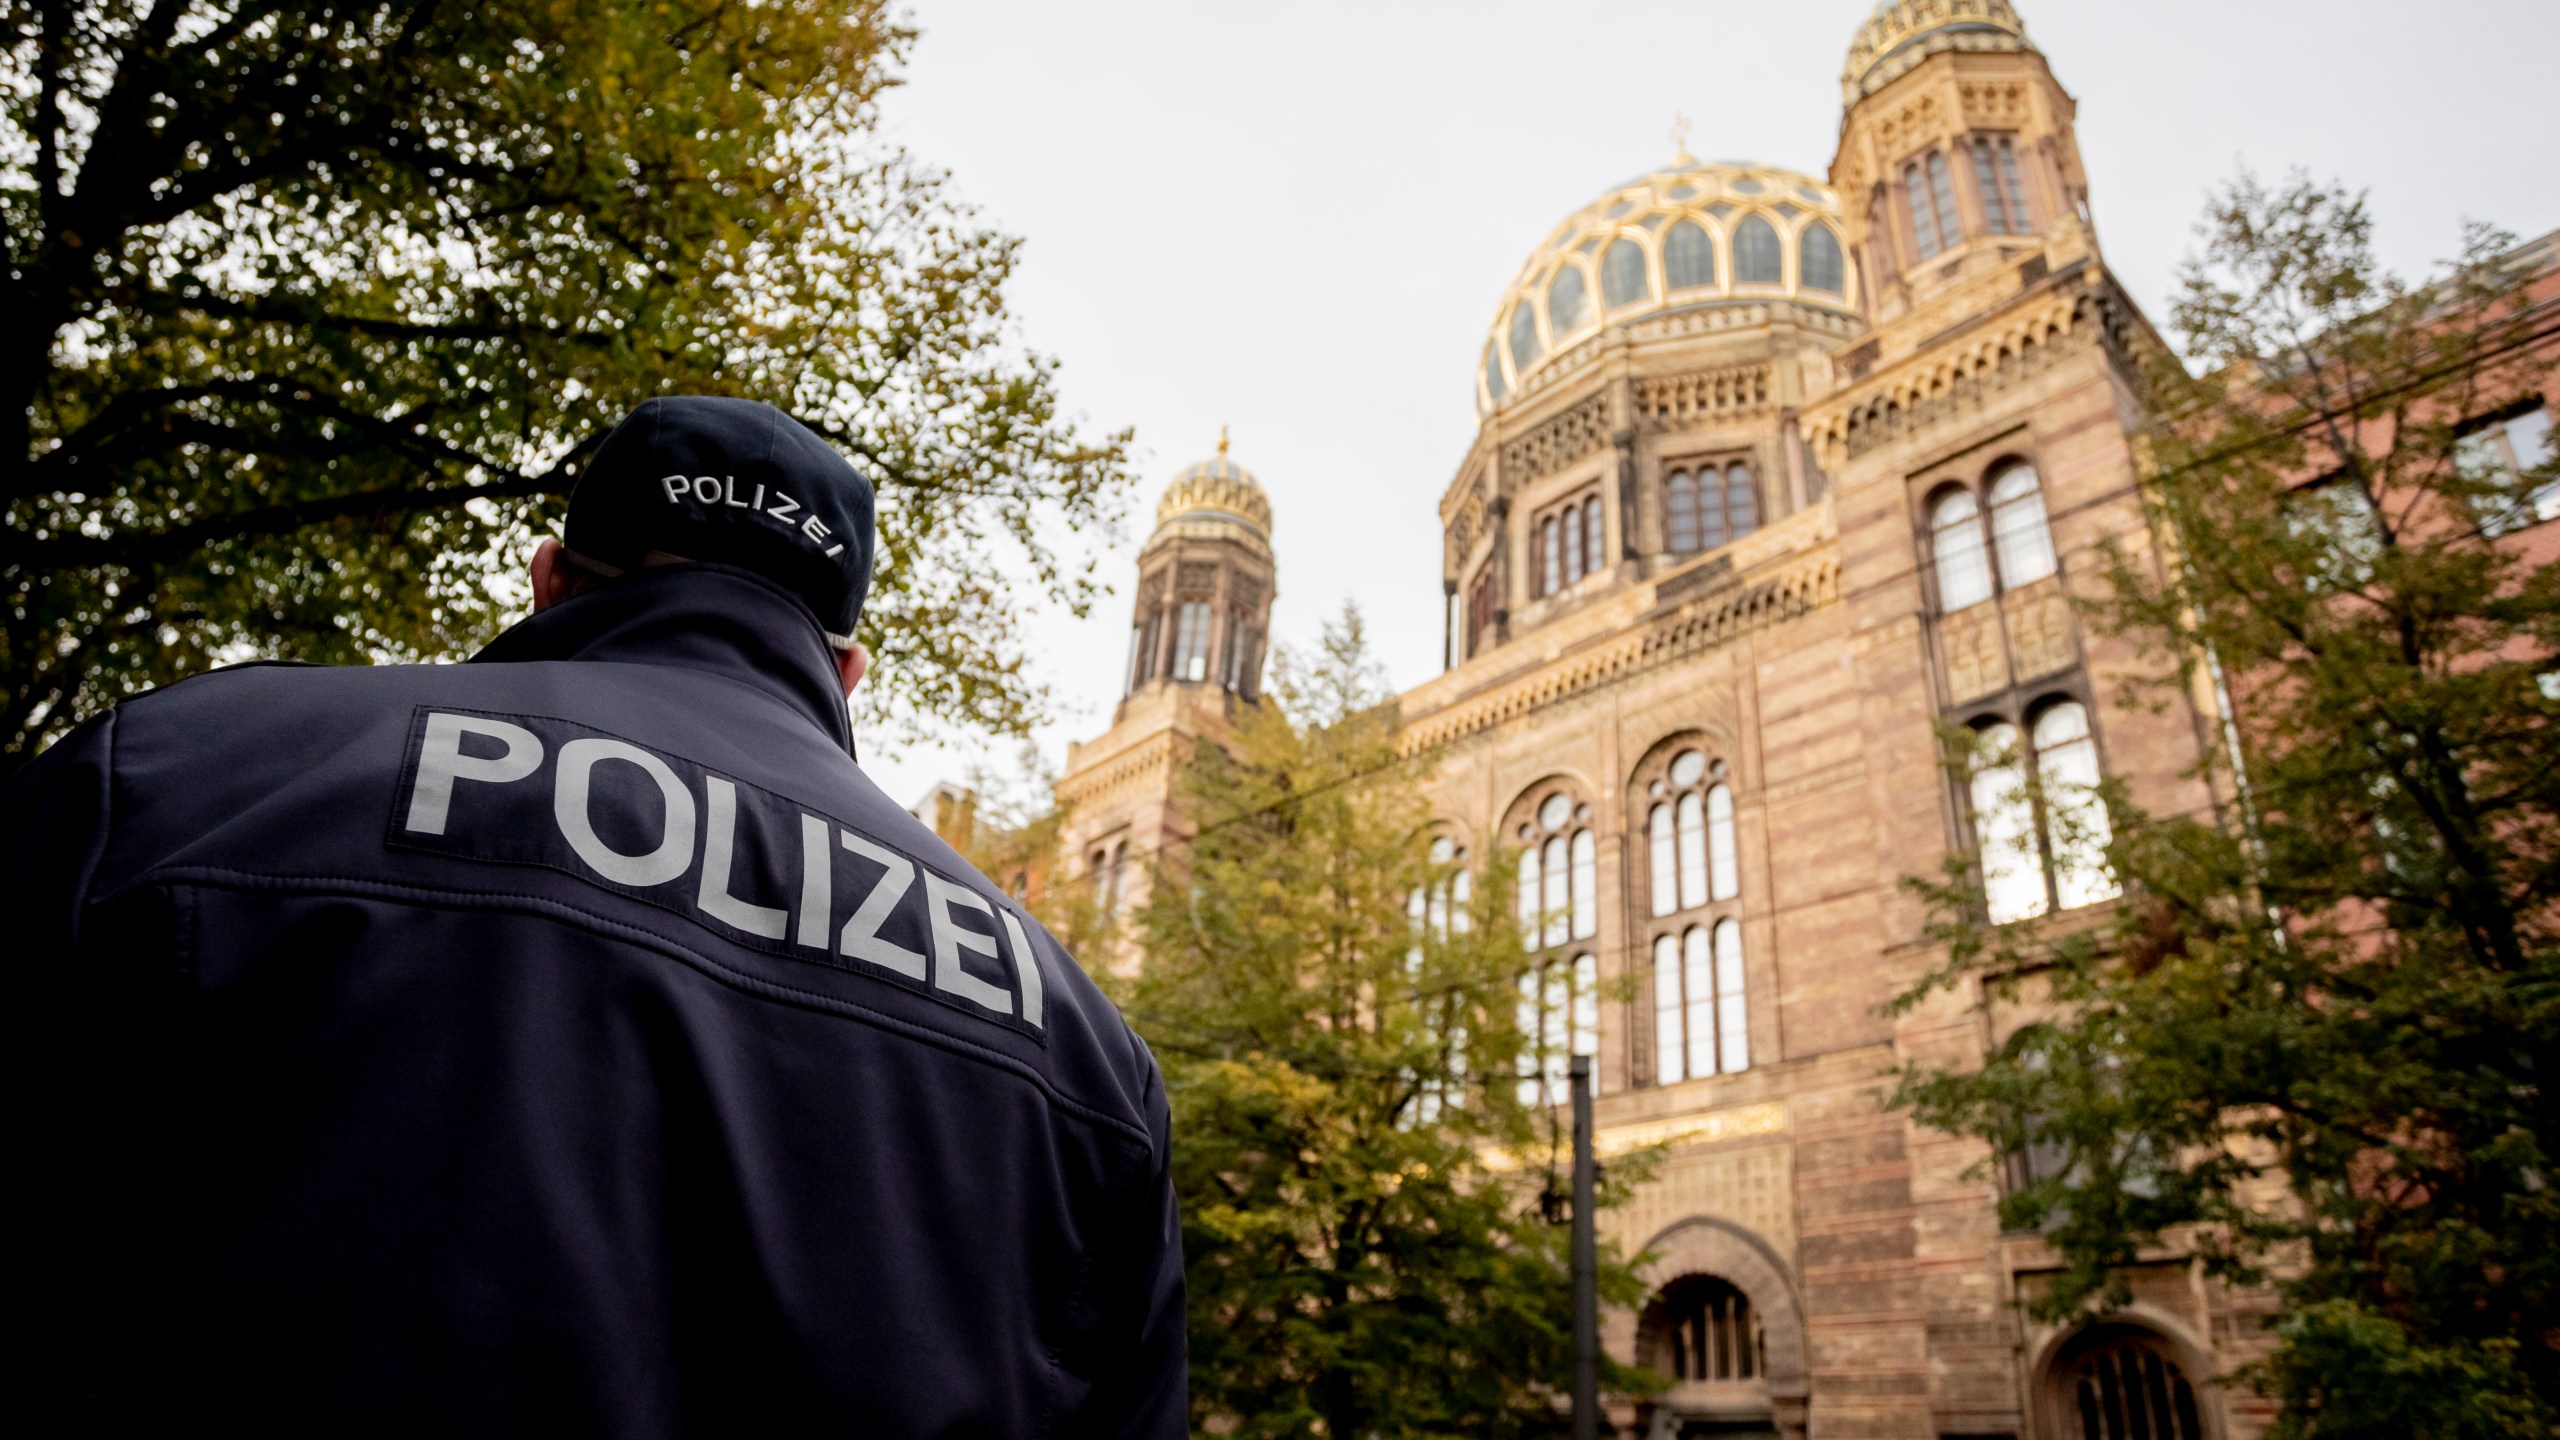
[697,776,787,939]
[554,737,696,887]
[691,476,721,504]
[997,907,1044,1030]
[802,515,831,545]
[923,871,1014,1016]
[722,475,750,508]
[659,474,689,504]
[796,813,832,950]
[405,712,542,835]
[837,831,926,978]
[768,492,801,524]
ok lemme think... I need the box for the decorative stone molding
[1842,0,2034,103]
[1500,392,1611,487]
[1400,548,1840,755]
[1942,603,2010,704]
[1633,363,1773,433]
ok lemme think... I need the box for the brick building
[1045,3,2553,1436]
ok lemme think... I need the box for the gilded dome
[1149,438,1272,556]
[1477,158,1855,416]
[1842,0,2033,102]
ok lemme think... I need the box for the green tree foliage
[1124,605,1657,1439]
[2,0,1130,770]
[1894,175,2560,1438]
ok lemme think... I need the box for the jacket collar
[471,563,854,754]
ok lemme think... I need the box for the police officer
[4,397,1185,1436]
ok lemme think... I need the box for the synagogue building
[1042,4,2535,1436]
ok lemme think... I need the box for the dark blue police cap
[565,397,877,645]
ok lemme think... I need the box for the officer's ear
[530,538,578,614]
[836,641,869,698]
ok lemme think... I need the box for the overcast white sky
[863,0,2560,808]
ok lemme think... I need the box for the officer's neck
[471,563,854,753]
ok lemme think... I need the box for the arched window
[1515,788,1594,946]
[1665,470,1700,553]
[1583,496,1604,578]
[1648,802,1678,917]
[1640,1277,1764,1382]
[1676,791,1707,910]
[2056,1332,2206,1440]
[1645,748,1738,916]
[1707,783,1737,901]
[1724,462,1759,543]
[1733,215,1782,284]
[1970,720,2045,924]
[1601,237,1651,308]
[1540,514,1562,596]
[1508,300,1542,373]
[1699,465,1729,550]
[1652,920,1751,1084]
[1800,223,1845,293]
[1664,219,1716,291]
[1988,460,2057,587]
[1967,702,2120,923]
[1482,343,1508,404]
[1560,514,1583,587]
[1547,264,1591,337]
[1093,841,1126,922]
[1931,487,1994,610]
[2033,702,2118,909]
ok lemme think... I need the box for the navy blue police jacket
[2,564,1185,1438]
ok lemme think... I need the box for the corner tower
[1051,437,1278,968]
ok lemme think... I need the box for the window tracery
[1532,492,1604,597]
[1931,459,2057,612]
[1547,263,1591,337]
[1513,783,1598,1104]
[1662,462,1759,555]
[1636,744,1750,1084]
[1972,135,2031,235]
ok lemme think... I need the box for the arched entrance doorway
[1616,1219,1806,1440]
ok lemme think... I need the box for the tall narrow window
[2033,702,2119,909]
[1570,830,1598,940]
[1972,137,2029,234]
[1707,783,1738,901]
[1172,601,1212,681]
[1904,162,1943,260]
[1648,804,1677,917]
[1733,215,1782,284]
[1988,461,2057,587]
[1725,463,1759,541]
[1562,514,1584,586]
[1482,343,1509,404]
[1124,622,1147,695]
[1664,219,1716,291]
[1541,515,1562,596]
[1653,934,1686,1084]
[1602,237,1651,308]
[1541,834,1569,947]
[1666,471,1700,553]
[1714,919,1748,1072]
[1800,223,1846,294]
[1516,841,1542,942]
[1932,488,1994,610]
[1970,721,2047,924]
[1508,300,1543,373]
[1926,151,1961,250]
[1548,264,1591,337]
[1682,925,1716,1080]
[1700,465,1730,550]
[1676,791,1707,910]
[1584,497,1605,577]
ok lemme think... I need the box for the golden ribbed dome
[1843,0,2033,102]
[1149,434,1272,556]
[1477,158,1853,417]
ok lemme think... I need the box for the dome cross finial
[1668,112,1695,164]
[1217,424,1229,458]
